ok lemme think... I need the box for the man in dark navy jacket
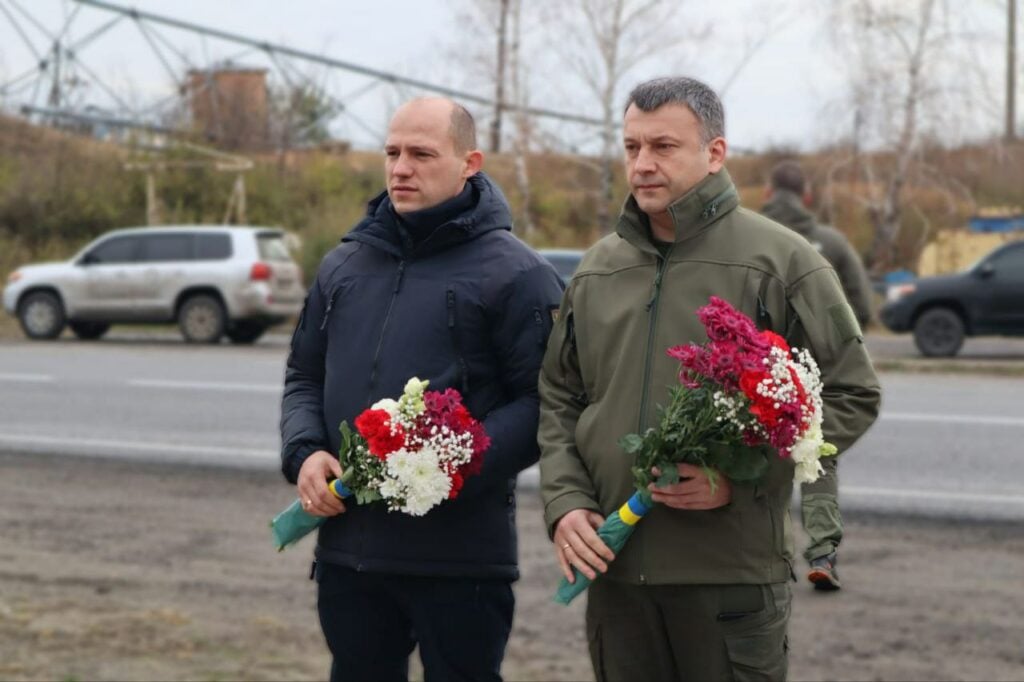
[280,97,564,682]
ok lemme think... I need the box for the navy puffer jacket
[280,173,564,579]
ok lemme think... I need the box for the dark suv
[880,240,1024,356]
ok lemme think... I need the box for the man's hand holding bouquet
[272,378,490,550]
[554,296,837,604]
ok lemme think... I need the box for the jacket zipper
[446,287,470,395]
[366,260,407,404]
[638,249,672,432]
[637,247,672,586]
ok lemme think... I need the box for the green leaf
[704,465,720,495]
[717,444,770,482]
[619,433,644,454]
[354,489,382,505]
[656,465,680,488]
[338,421,354,463]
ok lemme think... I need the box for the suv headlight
[886,283,916,304]
[6,270,22,284]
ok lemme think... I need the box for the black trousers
[315,562,514,682]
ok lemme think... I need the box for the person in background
[761,159,875,590]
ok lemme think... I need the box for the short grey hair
[624,77,725,146]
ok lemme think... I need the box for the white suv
[3,225,305,344]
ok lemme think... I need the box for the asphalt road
[1,336,1023,520]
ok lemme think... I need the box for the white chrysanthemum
[790,424,829,483]
[377,477,402,501]
[381,447,451,516]
[794,457,824,484]
[371,398,401,417]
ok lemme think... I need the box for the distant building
[184,64,269,151]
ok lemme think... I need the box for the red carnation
[761,330,790,353]
[354,409,406,459]
[448,471,465,499]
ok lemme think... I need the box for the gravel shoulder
[2,453,1023,681]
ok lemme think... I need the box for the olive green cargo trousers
[585,579,791,682]
[800,455,842,562]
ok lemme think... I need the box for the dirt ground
[1,452,1022,682]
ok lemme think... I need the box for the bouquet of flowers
[554,296,837,604]
[271,378,491,551]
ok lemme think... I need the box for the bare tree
[507,0,537,237]
[491,0,511,152]
[826,0,979,273]
[444,0,540,237]
[545,0,705,236]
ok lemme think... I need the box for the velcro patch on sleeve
[828,302,863,342]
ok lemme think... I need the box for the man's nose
[391,154,413,177]
[633,147,657,174]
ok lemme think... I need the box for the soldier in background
[762,160,873,328]
[761,159,873,590]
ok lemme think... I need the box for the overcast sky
[0,0,1010,153]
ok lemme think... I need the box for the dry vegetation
[2,114,1023,285]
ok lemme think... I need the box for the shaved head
[385,97,484,213]
[393,97,477,154]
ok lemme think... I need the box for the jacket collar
[343,172,512,259]
[760,189,816,236]
[616,168,739,255]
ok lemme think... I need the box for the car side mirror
[79,253,98,266]
[976,262,995,279]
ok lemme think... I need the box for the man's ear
[707,137,727,173]
[462,150,484,178]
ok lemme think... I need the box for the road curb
[872,358,1024,376]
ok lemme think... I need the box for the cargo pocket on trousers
[721,583,790,682]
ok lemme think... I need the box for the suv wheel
[178,294,226,344]
[69,321,110,341]
[913,307,965,357]
[226,321,267,344]
[18,291,66,340]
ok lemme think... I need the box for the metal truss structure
[0,0,604,153]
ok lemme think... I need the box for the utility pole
[1008,0,1017,141]
[490,0,510,152]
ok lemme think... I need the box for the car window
[987,245,1024,280]
[256,233,291,262]
[87,236,140,264]
[544,253,583,280]
[195,233,232,260]
[140,234,193,262]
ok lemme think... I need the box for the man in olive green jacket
[538,77,881,682]
[761,159,875,591]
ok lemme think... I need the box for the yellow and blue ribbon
[328,479,352,499]
[617,492,650,526]
[553,489,653,605]
[271,478,354,551]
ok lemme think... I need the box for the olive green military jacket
[538,169,881,586]
[762,189,875,327]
